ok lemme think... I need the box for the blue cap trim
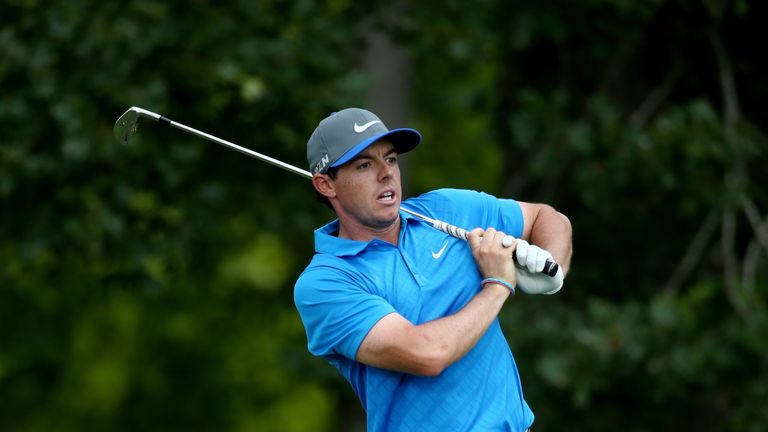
[330,128,421,168]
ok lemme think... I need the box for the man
[294,108,572,431]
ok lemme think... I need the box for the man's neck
[338,216,401,246]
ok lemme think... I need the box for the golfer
[294,108,572,431]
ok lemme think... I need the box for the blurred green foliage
[1,0,767,431]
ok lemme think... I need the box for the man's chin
[367,210,400,230]
[370,217,398,230]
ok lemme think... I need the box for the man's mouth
[377,191,395,202]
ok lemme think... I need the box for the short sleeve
[294,260,396,361]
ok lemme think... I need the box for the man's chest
[353,224,482,323]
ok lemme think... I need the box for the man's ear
[312,174,336,199]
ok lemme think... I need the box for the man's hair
[314,167,338,212]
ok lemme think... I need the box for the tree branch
[740,203,768,299]
[710,24,750,320]
[709,29,741,132]
[628,68,680,130]
[664,209,720,294]
[740,197,768,255]
[741,238,762,299]
[721,201,750,321]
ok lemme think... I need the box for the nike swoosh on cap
[354,120,381,133]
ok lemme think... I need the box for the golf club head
[113,107,143,144]
[113,106,165,144]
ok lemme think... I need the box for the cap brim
[330,128,421,168]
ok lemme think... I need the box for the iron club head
[113,107,142,144]
[113,106,163,144]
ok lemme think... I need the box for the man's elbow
[553,208,573,272]
[543,204,571,229]
[406,341,458,376]
[542,205,572,241]
[410,351,452,377]
[558,209,573,236]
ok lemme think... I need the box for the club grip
[432,219,469,239]
[432,220,559,277]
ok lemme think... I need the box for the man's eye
[387,157,398,164]
[358,162,371,169]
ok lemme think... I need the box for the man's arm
[356,283,509,376]
[519,202,573,274]
[356,228,516,376]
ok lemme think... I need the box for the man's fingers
[529,245,553,273]
[467,228,485,249]
[517,240,536,272]
[534,250,547,273]
[516,240,529,266]
[516,239,552,273]
[482,227,498,247]
[470,227,515,255]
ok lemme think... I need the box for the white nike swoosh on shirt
[354,120,381,133]
[431,241,449,259]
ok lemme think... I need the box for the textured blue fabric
[294,189,534,431]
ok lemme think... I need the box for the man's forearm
[356,281,511,376]
[415,281,510,372]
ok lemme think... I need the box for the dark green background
[2,1,766,430]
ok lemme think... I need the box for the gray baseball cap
[307,108,421,174]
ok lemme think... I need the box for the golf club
[113,106,559,277]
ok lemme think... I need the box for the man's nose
[378,161,393,181]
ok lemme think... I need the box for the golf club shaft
[115,106,559,277]
[120,107,313,179]
[174,121,313,179]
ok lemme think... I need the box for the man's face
[329,140,401,232]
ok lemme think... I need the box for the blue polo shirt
[294,188,534,431]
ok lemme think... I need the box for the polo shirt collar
[314,209,421,257]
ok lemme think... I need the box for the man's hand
[467,228,517,289]
[515,239,564,295]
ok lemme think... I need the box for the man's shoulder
[297,250,371,286]
[403,188,523,237]
[295,253,358,296]
[300,252,355,277]
[415,187,478,199]
[403,188,490,216]
[408,188,493,204]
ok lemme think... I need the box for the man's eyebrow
[349,154,372,164]
[350,148,397,163]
